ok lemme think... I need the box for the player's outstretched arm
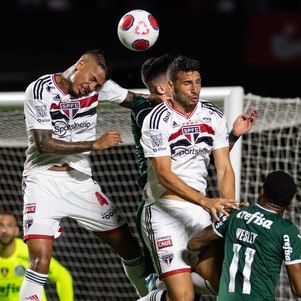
[229,107,258,150]
[48,257,74,300]
[286,263,301,297]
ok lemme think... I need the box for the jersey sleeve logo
[150,133,164,148]
[35,105,48,118]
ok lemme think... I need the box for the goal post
[0,86,244,199]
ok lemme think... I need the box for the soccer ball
[117,9,159,51]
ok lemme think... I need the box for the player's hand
[238,200,250,208]
[231,107,258,137]
[92,131,123,150]
[201,198,239,221]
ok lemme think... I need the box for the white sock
[191,272,218,295]
[137,289,166,301]
[121,254,148,297]
[19,269,48,301]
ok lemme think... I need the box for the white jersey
[23,75,127,176]
[141,99,229,202]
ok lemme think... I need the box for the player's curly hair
[263,170,297,207]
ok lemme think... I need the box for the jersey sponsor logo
[214,215,228,229]
[163,111,171,122]
[157,236,173,249]
[0,283,21,297]
[236,228,258,244]
[101,205,121,220]
[236,211,273,229]
[172,146,210,158]
[53,120,91,137]
[34,105,48,118]
[160,251,174,266]
[24,203,36,214]
[60,101,80,119]
[169,124,213,160]
[283,234,293,261]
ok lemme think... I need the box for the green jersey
[0,238,73,301]
[213,204,301,301]
[131,95,153,189]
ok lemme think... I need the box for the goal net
[0,90,300,300]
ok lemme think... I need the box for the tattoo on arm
[33,129,93,154]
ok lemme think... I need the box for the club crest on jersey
[182,125,201,143]
[161,251,174,266]
[60,101,80,119]
[1,267,8,276]
[15,265,26,276]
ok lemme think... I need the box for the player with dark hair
[188,170,301,300]
[132,54,257,296]
[20,49,149,300]
[137,55,239,301]
[0,211,73,301]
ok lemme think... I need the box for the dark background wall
[1,0,301,98]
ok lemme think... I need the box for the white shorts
[22,169,127,241]
[141,198,211,280]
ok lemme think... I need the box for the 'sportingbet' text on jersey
[23,75,127,176]
[140,99,229,203]
[213,204,301,301]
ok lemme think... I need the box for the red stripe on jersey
[80,94,99,108]
[50,94,98,110]
[168,123,214,142]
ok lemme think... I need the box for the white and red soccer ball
[117,9,159,51]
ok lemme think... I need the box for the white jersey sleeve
[140,108,171,158]
[212,113,229,150]
[97,79,128,104]
[24,80,53,131]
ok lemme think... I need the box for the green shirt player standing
[188,170,301,300]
